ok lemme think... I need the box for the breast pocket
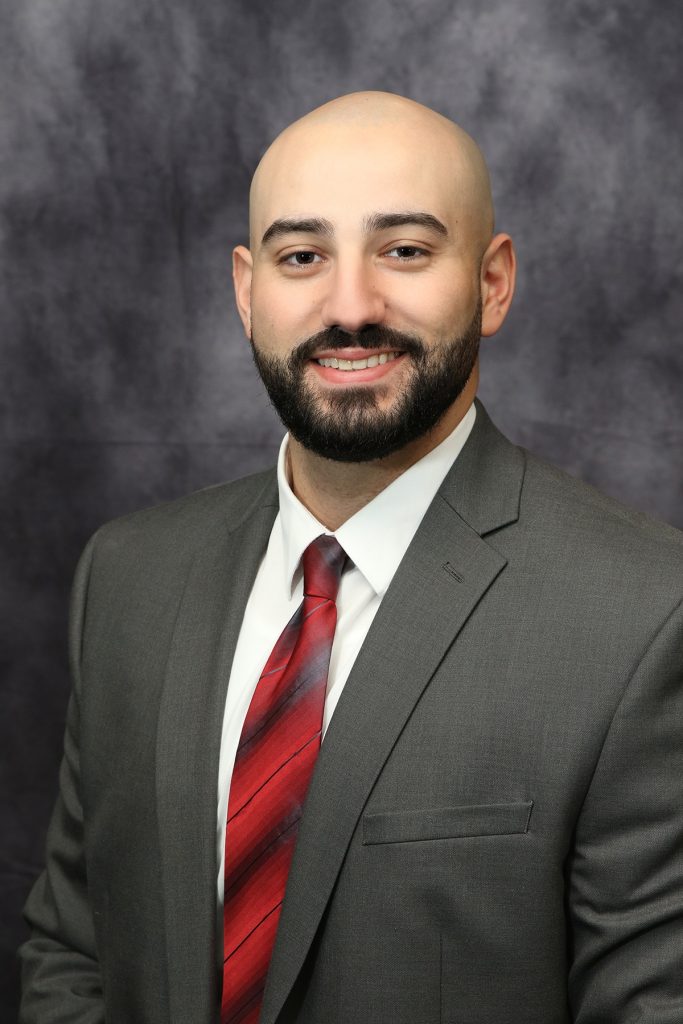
[362,800,533,845]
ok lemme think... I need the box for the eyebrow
[363,211,449,237]
[261,217,334,246]
[260,210,448,246]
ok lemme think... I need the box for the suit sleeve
[567,597,683,1022]
[19,532,105,1024]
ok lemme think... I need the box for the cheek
[390,275,479,339]
[251,279,318,351]
[250,286,290,351]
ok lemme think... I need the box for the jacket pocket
[362,800,533,845]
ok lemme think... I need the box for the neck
[287,380,477,531]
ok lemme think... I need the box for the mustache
[289,325,426,366]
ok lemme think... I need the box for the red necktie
[221,535,346,1024]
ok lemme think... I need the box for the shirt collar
[276,403,476,597]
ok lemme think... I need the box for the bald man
[20,93,683,1024]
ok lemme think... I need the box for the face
[235,118,510,462]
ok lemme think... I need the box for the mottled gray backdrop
[2,0,681,1015]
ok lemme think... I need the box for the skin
[233,91,516,529]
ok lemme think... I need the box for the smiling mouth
[314,351,401,371]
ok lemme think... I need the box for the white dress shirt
[216,402,476,905]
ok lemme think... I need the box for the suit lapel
[155,475,278,1024]
[260,404,525,1024]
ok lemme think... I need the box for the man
[20,92,683,1023]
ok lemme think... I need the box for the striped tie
[221,535,346,1024]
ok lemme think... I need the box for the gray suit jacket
[20,403,683,1023]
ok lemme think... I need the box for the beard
[250,301,482,463]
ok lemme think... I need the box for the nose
[320,260,386,332]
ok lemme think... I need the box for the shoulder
[87,467,278,568]
[456,403,683,588]
[517,447,683,605]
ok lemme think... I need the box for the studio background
[2,0,681,1016]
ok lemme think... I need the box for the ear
[479,233,516,337]
[232,245,254,339]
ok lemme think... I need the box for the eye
[280,250,323,267]
[384,245,428,261]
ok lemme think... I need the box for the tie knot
[302,535,346,601]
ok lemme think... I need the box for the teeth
[316,352,400,370]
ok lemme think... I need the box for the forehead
[252,121,471,240]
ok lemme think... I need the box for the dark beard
[250,302,481,463]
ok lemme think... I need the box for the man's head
[233,91,515,463]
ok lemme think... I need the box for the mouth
[314,351,401,371]
[309,348,409,387]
